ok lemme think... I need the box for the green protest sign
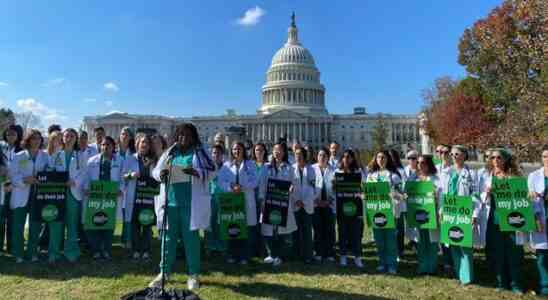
[440,194,473,247]
[335,173,362,220]
[363,181,395,229]
[263,179,291,227]
[84,180,119,230]
[218,192,247,240]
[492,177,535,232]
[36,172,68,223]
[405,181,437,229]
[135,177,159,226]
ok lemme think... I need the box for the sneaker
[15,257,24,264]
[31,256,39,263]
[263,256,274,264]
[142,252,150,261]
[326,256,336,262]
[148,273,167,288]
[387,267,397,275]
[340,255,348,267]
[92,253,102,260]
[354,257,364,268]
[272,257,282,267]
[239,259,248,265]
[187,276,199,291]
[102,252,112,261]
[313,255,322,262]
[132,252,140,260]
[376,265,386,273]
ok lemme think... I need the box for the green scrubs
[417,229,438,274]
[205,176,225,252]
[160,149,201,275]
[485,176,523,291]
[26,184,42,260]
[10,207,26,259]
[536,177,548,295]
[448,171,474,284]
[371,174,397,270]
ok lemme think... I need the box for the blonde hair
[47,131,63,155]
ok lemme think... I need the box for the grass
[0,226,545,300]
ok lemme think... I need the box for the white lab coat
[291,163,318,215]
[8,150,50,209]
[153,146,216,231]
[312,163,336,213]
[83,154,124,193]
[528,168,547,250]
[218,159,258,226]
[120,152,139,222]
[48,150,87,201]
[259,162,297,236]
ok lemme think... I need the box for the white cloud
[42,78,65,87]
[104,82,119,92]
[16,98,68,123]
[0,81,8,87]
[236,6,265,26]
[105,100,113,107]
[83,98,97,103]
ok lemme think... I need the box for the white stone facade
[82,15,419,151]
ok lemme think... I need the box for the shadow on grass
[207,281,395,300]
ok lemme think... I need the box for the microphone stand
[159,157,174,295]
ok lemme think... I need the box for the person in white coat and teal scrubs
[407,154,441,275]
[83,136,124,261]
[312,147,336,262]
[481,148,525,293]
[291,147,318,264]
[149,123,216,291]
[366,149,404,274]
[118,126,137,249]
[8,129,49,263]
[438,145,480,286]
[218,141,258,264]
[251,143,268,258]
[47,128,87,263]
[259,142,296,267]
[529,146,548,295]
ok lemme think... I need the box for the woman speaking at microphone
[149,123,215,291]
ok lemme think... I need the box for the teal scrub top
[167,148,194,207]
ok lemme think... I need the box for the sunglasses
[407,157,417,160]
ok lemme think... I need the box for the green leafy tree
[371,115,389,153]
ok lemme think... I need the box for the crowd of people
[0,122,547,295]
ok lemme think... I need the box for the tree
[15,111,43,132]
[457,0,547,160]
[371,115,389,152]
[0,108,15,134]
[427,78,495,147]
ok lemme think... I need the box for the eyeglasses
[407,157,417,160]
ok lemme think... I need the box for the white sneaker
[31,256,39,262]
[148,273,167,288]
[142,252,150,260]
[354,257,364,268]
[187,276,200,290]
[326,256,335,262]
[15,258,24,264]
[376,265,386,273]
[132,252,140,260]
[340,255,347,267]
[313,255,322,262]
[263,256,274,264]
[388,267,397,275]
[272,257,282,267]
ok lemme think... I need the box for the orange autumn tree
[425,77,495,147]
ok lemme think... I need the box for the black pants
[396,214,405,257]
[313,207,335,258]
[131,218,152,253]
[337,216,363,257]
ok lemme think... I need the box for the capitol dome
[258,13,327,115]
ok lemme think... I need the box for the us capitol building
[82,15,420,151]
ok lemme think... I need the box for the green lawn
[0,228,544,300]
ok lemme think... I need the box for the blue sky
[0,0,502,128]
